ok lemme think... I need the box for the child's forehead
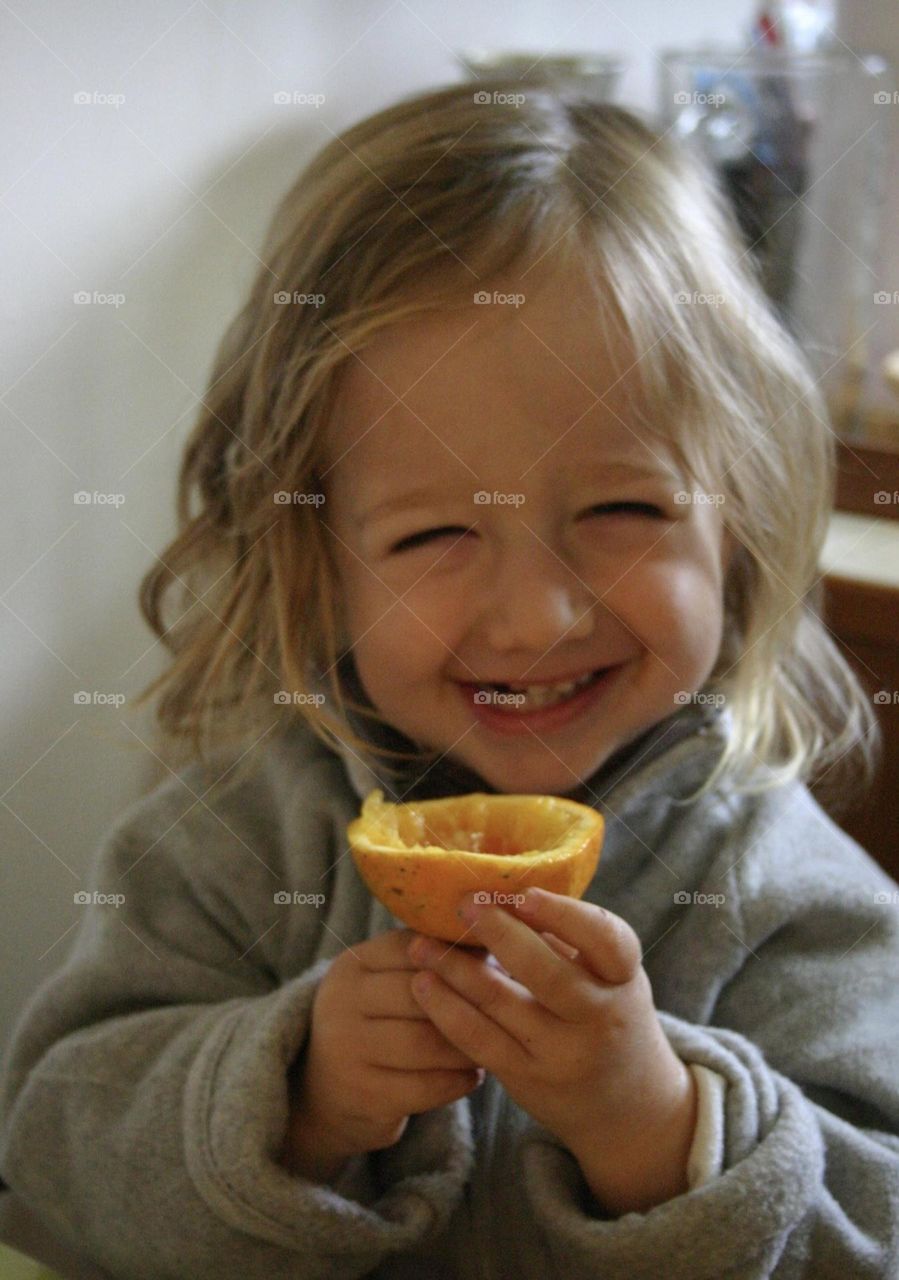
[323,275,667,475]
[344,272,629,395]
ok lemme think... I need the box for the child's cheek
[634,559,725,662]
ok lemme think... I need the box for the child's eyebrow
[357,485,447,528]
[356,462,674,528]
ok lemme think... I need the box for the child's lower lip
[458,666,619,735]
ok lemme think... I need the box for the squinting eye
[390,525,472,554]
[588,502,665,519]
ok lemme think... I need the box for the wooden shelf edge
[835,442,899,522]
[822,573,899,647]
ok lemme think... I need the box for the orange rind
[348,789,604,943]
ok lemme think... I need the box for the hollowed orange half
[347,789,604,943]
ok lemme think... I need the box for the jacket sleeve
[502,786,899,1279]
[0,788,474,1280]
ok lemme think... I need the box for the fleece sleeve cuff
[514,1012,827,1280]
[184,958,476,1264]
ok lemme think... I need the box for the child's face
[323,269,735,795]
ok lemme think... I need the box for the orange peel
[348,789,604,943]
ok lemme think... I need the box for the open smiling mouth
[456,666,621,733]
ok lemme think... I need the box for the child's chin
[468,750,606,797]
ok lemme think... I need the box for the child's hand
[281,927,483,1180]
[406,890,698,1214]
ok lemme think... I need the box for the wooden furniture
[835,441,899,522]
[817,514,899,882]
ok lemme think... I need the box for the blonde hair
[134,78,880,810]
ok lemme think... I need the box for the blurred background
[3,0,899,1057]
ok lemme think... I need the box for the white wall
[7,0,879,1055]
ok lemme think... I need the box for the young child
[2,79,899,1279]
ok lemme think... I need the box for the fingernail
[409,936,440,964]
[516,889,541,915]
[412,971,433,997]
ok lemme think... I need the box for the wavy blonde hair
[134,78,880,809]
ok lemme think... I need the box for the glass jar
[456,49,624,101]
[658,46,893,434]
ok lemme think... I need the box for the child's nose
[480,544,595,651]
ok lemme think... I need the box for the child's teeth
[486,671,596,709]
[525,682,575,706]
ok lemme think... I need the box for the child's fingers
[355,926,432,973]
[442,903,598,1022]
[359,969,434,1020]
[363,1015,478,1072]
[372,1064,485,1119]
[409,963,532,1077]
[540,930,580,962]
[510,890,642,985]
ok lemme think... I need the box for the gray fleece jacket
[2,699,899,1279]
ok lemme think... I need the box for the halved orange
[347,789,604,943]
